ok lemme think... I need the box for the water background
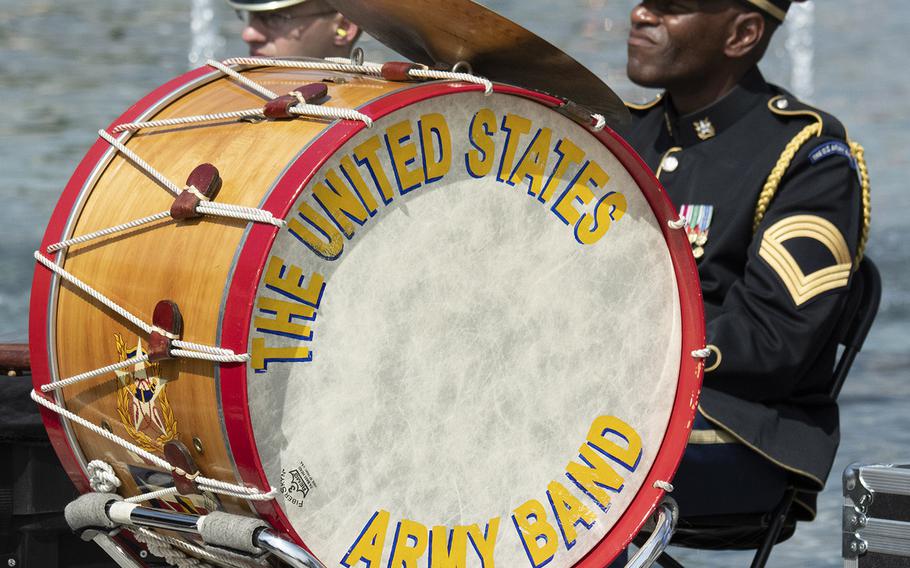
[1,1,908,565]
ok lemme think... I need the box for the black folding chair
[649,257,882,568]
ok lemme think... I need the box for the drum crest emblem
[113,333,178,453]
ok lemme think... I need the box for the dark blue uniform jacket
[620,67,865,519]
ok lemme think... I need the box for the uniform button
[775,98,790,110]
[662,155,679,172]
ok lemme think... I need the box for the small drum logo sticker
[281,461,318,507]
[113,333,178,453]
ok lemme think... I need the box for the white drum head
[246,91,682,567]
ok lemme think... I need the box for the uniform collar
[663,67,770,148]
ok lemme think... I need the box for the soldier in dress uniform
[227,0,361,58]
[621,0,870,533]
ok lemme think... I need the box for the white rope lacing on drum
[46,212,172,253]
[591,114,607,132]
[111,101,373,131]
[653,480,674,492]
[33,251,241,356]
[206,58,372,126]
[124,483,276,504]
[96,130,283,227]
[668,216,687,230]
[45,354,151,393]
[113,56,497,133]
[30,390,277,503]
[222,56,495,95]
[207,58,279,99]
[33,251,249,392]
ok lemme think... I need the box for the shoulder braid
[753,96,870,265]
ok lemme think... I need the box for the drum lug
[263,83,329,119]
[380,61,424,82]
[171,163,222,220]
[148,300,183,362]
[164,440,201,496]
[558,100,601,131]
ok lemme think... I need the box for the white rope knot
[591,114,606,132]
[87,460,122,493]
[151,326,179,340]
[174,468,200,482]
[290,90,307,106]
[668,216,687,230]
[183,185,210,202]
[653,480,674,492]
[691,348,712,359]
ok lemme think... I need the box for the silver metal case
[844,463,910,567]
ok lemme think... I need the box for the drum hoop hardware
[451,60,473,75]
[131,527,251,568]
[30,390,277,503]
[559,99,608,133]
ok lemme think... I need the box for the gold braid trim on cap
[744,0,787,21]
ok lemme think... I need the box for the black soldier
[621,0,869,529]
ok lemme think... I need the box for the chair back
[654,257,883,568]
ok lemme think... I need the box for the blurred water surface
[1,1,908,566]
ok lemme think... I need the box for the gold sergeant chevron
[759,214,853,306]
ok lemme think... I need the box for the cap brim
[226,0,311,12]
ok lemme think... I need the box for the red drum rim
[31,69,704,567]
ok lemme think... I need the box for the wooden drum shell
[33,67,402,513]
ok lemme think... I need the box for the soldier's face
[239,3,339,58]
[627,0,737,89]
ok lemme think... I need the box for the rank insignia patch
[693,118,716,141]
[679,204,714,259]
[758,215,852,306]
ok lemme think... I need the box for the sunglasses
[234,8,336,30]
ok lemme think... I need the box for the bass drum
[30,60,704,567]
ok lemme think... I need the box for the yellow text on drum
[465,109,628,245]
[250,256,325,373]
[511,415,642,567]
[288,112,453,260]
[342,510,500,568]
[287,109,627,261]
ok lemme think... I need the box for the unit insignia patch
[808,140,856,169]
[114,333,178,453]
[758,215,852,306]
